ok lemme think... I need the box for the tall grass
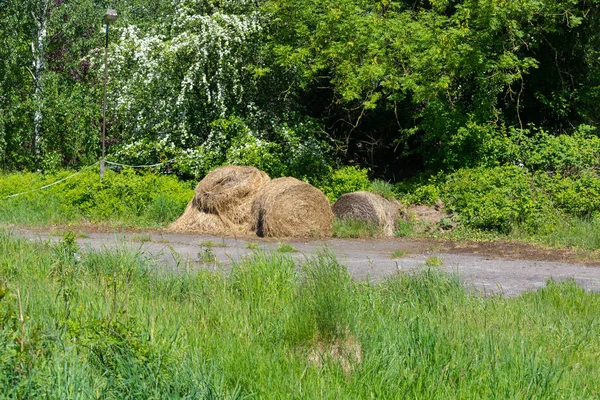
[1,231,600,398]
[529,216,600,250]
[333,218,382,238]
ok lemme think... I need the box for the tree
[264,0,600,173]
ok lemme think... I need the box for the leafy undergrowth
[0,168,194,228]
[0,232,599,398]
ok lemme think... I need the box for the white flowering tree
[110,1,261,147]
[108,0,331,180]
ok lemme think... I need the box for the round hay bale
[251,177,333,238]
[192,166,270,225]
[332,191,401,237]
[169,166,270,235]
[169,201,233,235]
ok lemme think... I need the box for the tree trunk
[31,0,47,157]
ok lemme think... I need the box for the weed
[395,218,416,237]
[198,247,217,263]
[425,256,444,267]
[391,250,408,259]
[277,243,297,253]
[131,234,152,243]
[199,240,227,248]
[333,218,381,238]
[369,179,396,199]
[247,242,260,250]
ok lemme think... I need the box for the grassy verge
[0,168,193,228]
[1,232,599,398]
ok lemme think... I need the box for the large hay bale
[169,166,270,235]
[332,191,401,237]
[251,177,333,237]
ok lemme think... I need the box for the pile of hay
[332,191,401,237]
[251,177,333,237]
[169,166,270,235]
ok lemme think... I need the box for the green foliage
[333,218,382,238]
[369,179,396,199]
[291,251,354,343]
[394,217,417,238]
[170,115,333,182]
[198,247,217,264]
[320,166,371,202]
[391,250,407,259]
[276,243,297,253]
[534,171,600,218]
[425,256,444,267]
[529,216,600,251]
[0,168,193,227]
[442,166,555,234]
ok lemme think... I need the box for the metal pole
[101,23,109,180]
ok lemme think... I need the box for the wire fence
[3,157,179,200]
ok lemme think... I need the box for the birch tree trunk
[31,0,48,157]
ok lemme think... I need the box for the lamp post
[100,9,118,180]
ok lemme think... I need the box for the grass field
[1,231,599,398]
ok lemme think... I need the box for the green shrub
[535,171,600,218]
[0,168,194,226]
[320,166,370,202]
[172,116,333,184]
[442,166,556,234]
[395,173,445,206]
[518,125,600,175]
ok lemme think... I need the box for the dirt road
[9,227,600,297]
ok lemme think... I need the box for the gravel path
[9,228,600,297]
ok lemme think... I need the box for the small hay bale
[332,191,401,237]
[251,177,333,237]
[169,166,270,235]
[169,201,232,235]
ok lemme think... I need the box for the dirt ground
[7,225,600,297]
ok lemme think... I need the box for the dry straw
[251,177,333,238]
[332,191,401,237]
[170,166,270,235]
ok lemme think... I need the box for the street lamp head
[103,9,118,25]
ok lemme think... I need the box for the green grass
[520,216,600,251]
[1,231,600,398]
[333,218,382,238]
[394,217,416,237]
[131,234,153,243]
[425,255,444,267]
[198,240,227,248]
[391,250,408,259]
[247,242,260,250]
[369,179,396,199]
[198,246,217,263]
[276,242,297,253]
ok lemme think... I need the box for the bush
[518,125,600,175]
[535,171,600,218]
[443,166,557,234]
[0,168,194,226]
[320,166,371,202]
[131,115,334,184]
